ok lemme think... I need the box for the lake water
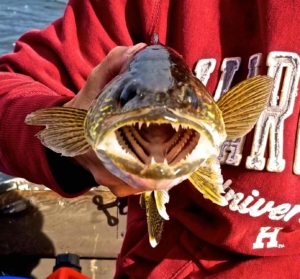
[0,0,66,181]
[0,0,66,55]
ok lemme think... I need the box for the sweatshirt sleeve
[0,0,141,197]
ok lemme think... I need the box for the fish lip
[103,152,207,179]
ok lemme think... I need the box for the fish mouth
[115,122,200,166]
[95,107,217,179]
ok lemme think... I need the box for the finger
[73,150,144,197]
[85,43,146,97]
[91,162,144,197]
[108,184,143,197]
[67,43,146,110]
[98,43,147,88]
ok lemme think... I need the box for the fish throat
[115,122,201,166]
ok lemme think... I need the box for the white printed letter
[253,227,283,249]
[218,54,262,165]
[194,59,216,86]
[293,115,300,175]
[246,52,300,172]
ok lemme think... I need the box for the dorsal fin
[151,33,159,45]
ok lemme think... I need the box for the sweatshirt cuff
[46,147,97,195]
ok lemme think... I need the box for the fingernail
[126,43,147,55]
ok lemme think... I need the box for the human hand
[64,43,147,197]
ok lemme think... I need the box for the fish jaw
[92,107,224,190]
[96,150,190,190]
[100,135,215,178]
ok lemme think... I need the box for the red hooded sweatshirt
[1,1,300,278]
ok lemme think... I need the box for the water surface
[0,0,66,181]
[0,0,66,55]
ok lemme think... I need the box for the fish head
[85,45,226,190]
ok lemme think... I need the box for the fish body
[25,45,273,247]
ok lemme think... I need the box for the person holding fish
[1,1,300,278]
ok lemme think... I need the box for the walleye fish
[25,45,273,248]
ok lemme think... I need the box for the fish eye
[184,87,198,109]
[118,84,137,107]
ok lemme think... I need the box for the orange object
[46,267,90,279]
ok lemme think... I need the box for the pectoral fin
[217,75,273,140]
[188,156,227,206]
[143,191,164,248]
[154,190,170,220]
[25,107,90,157]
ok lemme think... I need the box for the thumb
[70,43,146,110]
[94,43,147,90]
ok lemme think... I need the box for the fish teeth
[119,145,135,159]
[150,157,156,164]
[185,152,192,161]
[172,123,180,132]
[138,122,143,129]
[180,158,186,164]
[163,158,168,165]
[146,122,150,127]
